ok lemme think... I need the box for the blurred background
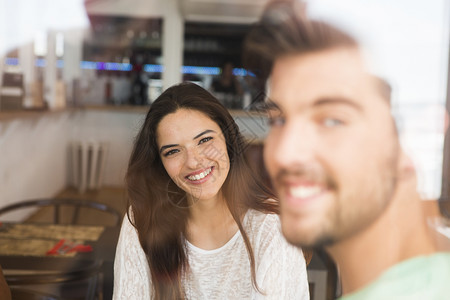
[0,1,448,299]
[0,0,449,210]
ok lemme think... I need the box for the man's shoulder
[341,253,450,300]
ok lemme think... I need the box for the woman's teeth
[188,168,212,181]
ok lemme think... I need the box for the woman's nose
[185,148,204,169]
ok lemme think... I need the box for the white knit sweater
[113,209,309,299]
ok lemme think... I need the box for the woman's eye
[164,149,179,157]
[199,137,213,144]
[322,118,343,127]
[268,116,285,127]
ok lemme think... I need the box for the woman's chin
[187,188,221,202]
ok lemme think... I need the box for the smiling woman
[157,109,230,204]
[113,82,310,299]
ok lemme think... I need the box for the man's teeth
[290,185,322,198]
[188,168,212,181]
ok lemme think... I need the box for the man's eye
[199,137,213,144]
[322,118,343,127]
[268,116,285,127]
[164,149,179,157]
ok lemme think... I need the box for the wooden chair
[0,198,121,226]
[5,259,103,300]
[0,198,120,299]
[9,287,60,300]
[307,249,340,300]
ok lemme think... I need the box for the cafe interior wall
[0,0,167,221]
[0,114,72,221]
[0,110,145,222]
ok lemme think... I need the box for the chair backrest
[0,198,121,226]
[307,249,340,300]
[6,259,103,300]
[9,287,60,300]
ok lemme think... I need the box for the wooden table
[0,223,120,299]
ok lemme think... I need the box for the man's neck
[328,187,437,295]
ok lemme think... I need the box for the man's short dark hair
[243,0,391,103]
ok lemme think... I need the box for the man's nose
[269,120,317,169]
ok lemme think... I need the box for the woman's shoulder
[244,209,305,264]
[245,207,280,227]
[118,211,139,241]
[244,209,281,243]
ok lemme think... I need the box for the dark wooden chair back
[5,259,103,300]
[307,249,340,300]
[0,198,121,226]
[9,287,60,300]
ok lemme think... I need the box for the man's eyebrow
[159,129,216,154]
[193,129,215,140]
[263,99,281,111]
[313,97,362,111]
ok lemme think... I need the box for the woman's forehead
[156,109,220,142]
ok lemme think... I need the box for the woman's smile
[185,166,214,184]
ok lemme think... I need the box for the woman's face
[156,109,230,202]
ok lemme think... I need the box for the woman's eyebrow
[159,130,216,154]
[159,144,178,154]
[193,129,215,140]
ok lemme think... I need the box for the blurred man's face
[265,47,401,248]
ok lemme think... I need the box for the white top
[113,209,310,299]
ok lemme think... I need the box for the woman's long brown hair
[126,82,277,299]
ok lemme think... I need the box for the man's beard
[274,154,399,250]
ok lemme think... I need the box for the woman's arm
[113,215,152,299]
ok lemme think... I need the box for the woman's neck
[186,194,240,250]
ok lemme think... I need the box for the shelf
[183,49,241,55]
[0,108,71,122]
[80,105,266,118]
[84,41,161,51]
[184,22,250,37]
[83,15,163,63]
[183,21,248,68]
